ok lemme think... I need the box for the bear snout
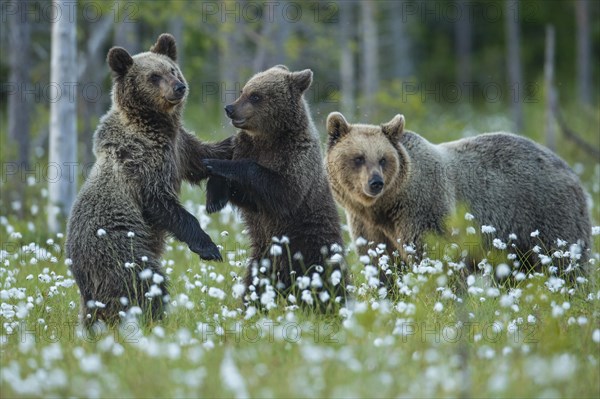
[224,104,235,119]
[174,82,186,97]
[368,175,384,195]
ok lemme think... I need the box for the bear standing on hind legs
[325,112,591,274]
[66,34,232,328]
[204,65,347,308]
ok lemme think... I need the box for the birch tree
[48,0,78,233]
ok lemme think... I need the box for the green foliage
[0,183,599,397]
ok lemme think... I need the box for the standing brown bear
[66,34,232,327]
[204,65,346,308]
[325,112,591,273]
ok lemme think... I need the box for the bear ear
[326,112,350,147]
[107,47,133,76]
[289,69,313,93]
[381,114,405,142]
[273,64,289,71]
[150,33,177,61]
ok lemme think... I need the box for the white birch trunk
[48,0,78,233]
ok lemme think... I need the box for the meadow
[1,161,599,397]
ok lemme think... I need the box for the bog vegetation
[1,1,599,397]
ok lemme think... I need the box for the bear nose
[368,175,384,194]
[224,104,234,118]
[175,83,186,95]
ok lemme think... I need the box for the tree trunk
[219,1,247,127]
[8,5,32,168]
[544,25,556,151]
[48,0,78,233]
[455,0,472,85]
[389,1,412,79]
[575,0,591,105]
[169,15,185,69]
[339,1,355,119]
[114,16,140,53]
[505,0,523,133]
[78,15,113,167]
[360,1,378,119]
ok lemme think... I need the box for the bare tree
[544,25,556,151]
[360,1,378,118]
[388,1,413,79]
[48,0,78,233]
[505,0,523,133]
[575,0,591,105]
[219,1,248,127]
[7,3,32,215]
[169,15,184,69]
[114,15,140,53]
[455,0,472,85]
[78,16,113,166]
[339,1,355,119]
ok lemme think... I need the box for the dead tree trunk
[575,0,591,105]
[455,0,472,85]
[48,0,78,233]
[544,25,556,151]
[8,5,32,169]
[78,16,113,166]
[505,0,523,133]
[339,1,355,119]
[360,1,378,119]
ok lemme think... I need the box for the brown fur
[326,112,591,275]
[66,34,232,327]
[204,66,346,308]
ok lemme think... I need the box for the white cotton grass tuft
[495,264,511,279]
[269,244,282,257]
[220,349,248,399]
[355,237,368,247]
[481,225,496,234]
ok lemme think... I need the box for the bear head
[224,65,313,135]
[326,112,408,206]
[107,33,187,115]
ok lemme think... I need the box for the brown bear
[203,65,346,309]
[325,112,591,274]
[66,34,232,328]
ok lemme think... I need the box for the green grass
[1,179,599,398]
[1,100,599,397]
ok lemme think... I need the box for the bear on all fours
[325,112,591,272]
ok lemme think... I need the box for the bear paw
[189,240,222,262]
[206,177,230,214]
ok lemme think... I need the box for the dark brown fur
[204,66,346,308]
[66,34,232,327]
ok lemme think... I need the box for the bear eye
[249,94,261,104]
[170,68,176,75]
[149,73,161,83]
[379,158,386,167]
[354,156,365,167]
